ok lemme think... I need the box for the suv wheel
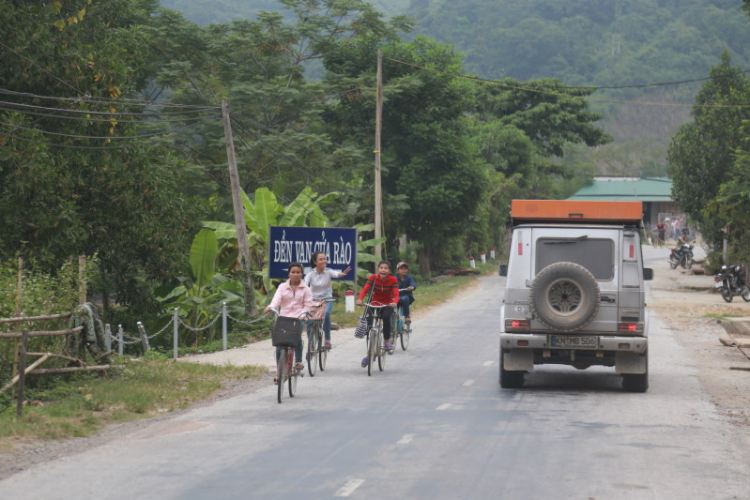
[531,262,600,332]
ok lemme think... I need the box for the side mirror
[643,268,653,281]
[498,264,508,277]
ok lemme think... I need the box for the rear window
[536,238,614,280]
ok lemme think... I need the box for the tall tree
[667,52,750,248]
[0,0,201,314]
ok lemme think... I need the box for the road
[2,246,750,499]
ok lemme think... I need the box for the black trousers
[367,306,394,340]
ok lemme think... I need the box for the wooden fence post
[137,322,150,352]
[16,331,28,417]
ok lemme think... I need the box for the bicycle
[359,302,391,376]
[270,310,304,404]
[388,288,413,353]
[306,299,334,376]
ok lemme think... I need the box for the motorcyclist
[671,233,690,261]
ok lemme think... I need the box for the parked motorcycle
[714,264,750,303]
[669,243,694,269]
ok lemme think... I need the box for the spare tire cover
[530,262,600,332]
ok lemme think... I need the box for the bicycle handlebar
[358,302,392,308]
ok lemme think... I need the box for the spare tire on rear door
[530,262,600,332]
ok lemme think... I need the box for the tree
[325,36,488,273]
[667,52,750,248]
[0,0,202,316]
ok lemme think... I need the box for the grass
[0,353,264,450]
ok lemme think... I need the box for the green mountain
[160,0,409,25]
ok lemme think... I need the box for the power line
[0,104,219,124]
[0,121,172,140]
[0,87,220,110]
[385,57,750,109]
[0,98,218,116]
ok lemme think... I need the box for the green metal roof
[567,177,672,202]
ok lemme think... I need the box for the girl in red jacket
[357,261,399,367]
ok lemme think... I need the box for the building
[567,176,677,229]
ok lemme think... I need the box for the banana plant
[157,228,243,345]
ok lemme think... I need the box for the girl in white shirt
[304,252,351,348]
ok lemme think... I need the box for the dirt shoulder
[647,247,750,427]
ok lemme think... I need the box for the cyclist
[304,252,351,349]
[264,262,313,379]
[396,262,417,324]
[356,260,399,367]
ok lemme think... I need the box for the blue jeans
[399,296,412,318]
[276,342,303,364]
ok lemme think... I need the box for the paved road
[2,250,750,499]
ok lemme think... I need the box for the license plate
[551,335,598,348]
[714,281,723,288]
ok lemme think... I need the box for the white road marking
[483,361,493,366]
[436,403,452,411]
[463,379,475,386]
[397,434,415,445]
[334,479,365,497]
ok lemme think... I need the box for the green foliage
[668,52,750,250]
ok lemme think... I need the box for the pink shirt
[268,280,313,319]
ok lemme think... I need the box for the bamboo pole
[374,48,384,263]
[0,326,83,339]
[11,257,23,380]
[0,354,50,394]
[16,332,28,416]
[0,312,73,324]
[27,365,116,375]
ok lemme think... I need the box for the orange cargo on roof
[512,200,642,222]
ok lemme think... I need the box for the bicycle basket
[310,303,327,322]
[272,316,303,347]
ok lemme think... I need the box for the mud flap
[615,351,646,374]
[504,349,534,371]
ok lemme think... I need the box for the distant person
[657,220,667,246]
[396,262,417,324]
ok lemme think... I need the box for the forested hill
[406,0,750,86]
[160,0,409,25]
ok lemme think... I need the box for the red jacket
[359,274,399,305]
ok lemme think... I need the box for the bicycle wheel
[288,351,297,397]
[368,327,378,377]
[378,327,387,371]
[401,322,410,350]
[277,348,286,404]
[307,327,318,377]
[318,329,328,371]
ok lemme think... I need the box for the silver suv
[498,200,653,392]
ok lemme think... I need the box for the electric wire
[0,87,220,110]
[385,56,750,109]
[0,104,220,124]
[0,121,172,140]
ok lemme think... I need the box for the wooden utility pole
[374,48,384,262]
[221,100,258,316]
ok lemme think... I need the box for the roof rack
[511,200,643,226]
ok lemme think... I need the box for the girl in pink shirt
[265,262,313,372]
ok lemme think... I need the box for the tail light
[714,276,723,282]
[505,319,530,332]
[618,323,643,333]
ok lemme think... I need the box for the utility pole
[374,48,384,262]
[221,100,258,316]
